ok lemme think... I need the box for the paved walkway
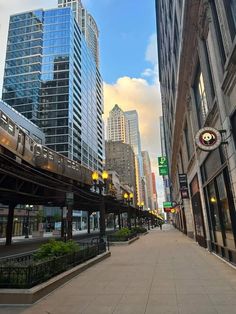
[1,225,236,314]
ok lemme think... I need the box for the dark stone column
[87,211,91,234]
[6,203,17,246]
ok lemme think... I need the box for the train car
[0,110,93,187]
[0,110,37,166]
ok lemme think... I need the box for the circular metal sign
[195,127,222,151]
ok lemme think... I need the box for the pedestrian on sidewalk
[159,221,162,230]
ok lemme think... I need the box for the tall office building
[125,110,145,205]
[107,104,129,143]
[152,172,158,209]
[142,151,154,210]
[156,0,236,263]
[2,7,104,171]
[58,0,99,67]
[105,140,137,202]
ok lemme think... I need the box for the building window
[231,110,236,148]
[194,67,209,127]
[210,1,226,65]
[223,0,236,40]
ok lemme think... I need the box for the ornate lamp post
[123,192,134,229]
[92,170,109,238]
[137,201,144,225]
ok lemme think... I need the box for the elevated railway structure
[0,109,142,245]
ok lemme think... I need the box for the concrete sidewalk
[1,225,236,314]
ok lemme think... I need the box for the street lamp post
[25,205,33,238]
[123,192,134,229]
[92,171,108,238]
[137,201,144,226]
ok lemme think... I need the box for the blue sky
[84,0,157,83]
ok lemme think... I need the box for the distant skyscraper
[107,105,146,205]
[142,151,154,210]
[2,8,103,171]
[107,104,129,143]
[58,0,99,67]
[125,110,144,205]
[152,172,158,209]
[105,140,137,202]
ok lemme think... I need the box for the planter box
[0,251,111,305]
[32,231,44,238]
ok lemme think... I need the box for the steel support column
[127,208,132,230]
[87,211,91,234]
[67,204,73,240]
[99,200,106,237]
[6,203,17,246]
[118,210,121,230]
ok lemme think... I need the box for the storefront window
[216,173,235,249]
[208,182,221,232]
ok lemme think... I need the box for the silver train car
[0,110,92,186]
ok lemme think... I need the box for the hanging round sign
[195,127,222,151]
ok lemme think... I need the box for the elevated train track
[0,109,141,245]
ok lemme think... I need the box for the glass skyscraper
[2,8,104,171]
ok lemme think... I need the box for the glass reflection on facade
[2,8,104,171]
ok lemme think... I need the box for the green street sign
[159,166,168,176]
[158,156,167,166]
[163,201,172,208]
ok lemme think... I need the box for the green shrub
[113,227,132,237]
[33,239,80,260]
[131,227,147,234]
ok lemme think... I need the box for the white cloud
[145,33,158,65]
[142,33,159,84]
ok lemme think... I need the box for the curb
[109,236,139,246]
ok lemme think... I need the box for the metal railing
[0,240,106,289]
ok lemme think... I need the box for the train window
[30,139,34,152]
[8,122,15,136]
[1,113,8,124]
[35,145,41,155]
[43,148,48,158]
[49,152,54,160]
[0,113,8,130]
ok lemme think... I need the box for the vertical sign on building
[178,174,189,199]
[158,156,168,176]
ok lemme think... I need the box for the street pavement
[1,224,236,314]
